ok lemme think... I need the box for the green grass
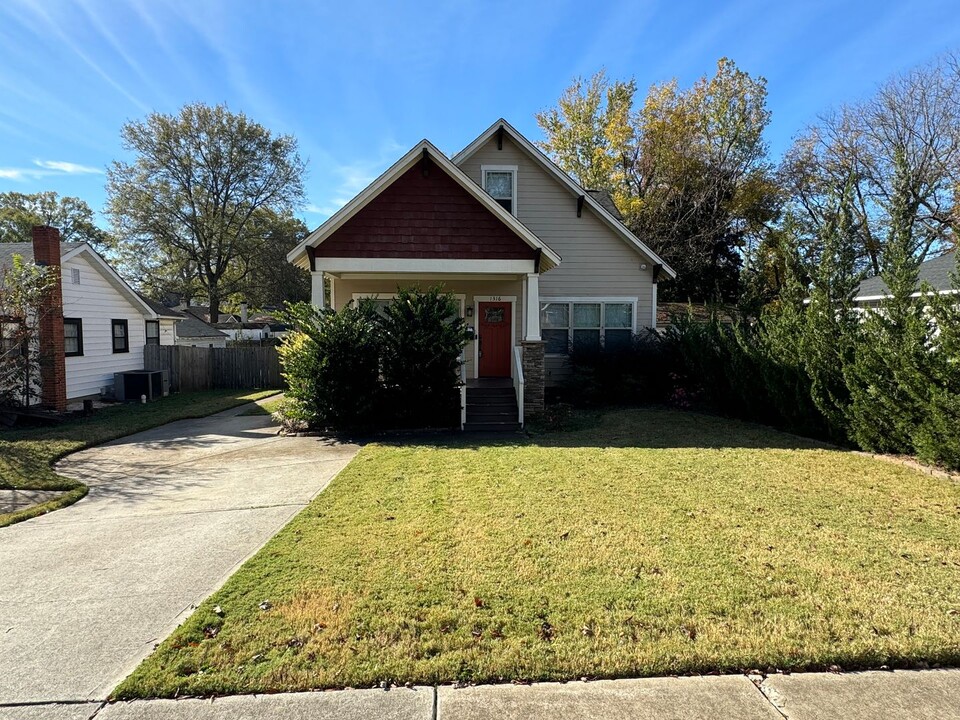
[114,408,960,698]
[0,389,279,527]
[238,394,286,417]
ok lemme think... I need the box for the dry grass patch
[115,408,960,698]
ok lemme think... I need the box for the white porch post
[651,282,657,328]
[524,273,541,341]
[311,271,326,309]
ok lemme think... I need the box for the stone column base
[521,341,545,419]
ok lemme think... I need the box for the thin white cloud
[33,160,103,175]
[0,159,103,181]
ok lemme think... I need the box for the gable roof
[855,250,957,301]
[287,140,561,272]
[1,241,157,318]
[452,118,677,279]
[0,241,83,268]
[175,310,229,338]
[138,295,185,319]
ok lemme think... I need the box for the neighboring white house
[0,227,178,410]
[854,250,957,307]
[286,118,676,429]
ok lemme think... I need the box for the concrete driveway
[0,404,358,712]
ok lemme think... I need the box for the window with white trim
[70,267,80,284]
[481,165,517,215]
[540,300,634,355]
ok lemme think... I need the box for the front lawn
[0,389,279,527]
[115,408,960,697]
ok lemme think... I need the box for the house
[854,250,957,307]
[0,226,177,411]
[138,295,184,344]
[287,119,676,428]
[174,307,229,348]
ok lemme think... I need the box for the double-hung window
[481,165,517,214]
[112,319,129,353]
[64,318,83,357]
[1,318,25,357]
[145,320,160,346]
[540,300,635,355]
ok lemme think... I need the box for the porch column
[524,273,541,341]
[522,272,545,419]
[311,271,325,309]
[651,282,658,328]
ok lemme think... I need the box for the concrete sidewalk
[0,404,358,708]
[3,669,958,720]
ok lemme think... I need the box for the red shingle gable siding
[314,160,537,260]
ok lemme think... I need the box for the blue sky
[1,0,959,230]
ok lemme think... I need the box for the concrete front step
[463,421,521,433]
[468,413,519,423]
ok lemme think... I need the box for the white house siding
[332,276,522,381]
[175,336,228,348]
[61,253,149,399]
[458,135,657,386]
[158,318,177,345]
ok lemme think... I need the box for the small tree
[844,154,927,453]
[0,255,59,408]
[379,287,471,428]
[801,181,864,441]
[914,271,960,467]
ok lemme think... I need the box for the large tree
[237,210,311,310]
[107,103,306,321]
[0,191,108,246]
[537,59,780,303]
[780,53,960,275]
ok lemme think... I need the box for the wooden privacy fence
[144,345,284,393]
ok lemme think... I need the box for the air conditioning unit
[113,370,169,402]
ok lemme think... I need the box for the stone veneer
[521,340,545,418]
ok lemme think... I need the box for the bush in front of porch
[279,286,470,433]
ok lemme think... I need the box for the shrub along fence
[144,345,284,393]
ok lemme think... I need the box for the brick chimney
[32,226,67,413]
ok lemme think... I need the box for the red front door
[478,302,511,377]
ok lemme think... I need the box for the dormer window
[482,165,517,215]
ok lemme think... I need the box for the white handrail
[512,346,524,427]
[459,353,467,430]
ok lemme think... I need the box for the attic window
[71,268,80,284]
[482,165,517,215]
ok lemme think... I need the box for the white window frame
[70,267,81,284]
[539,297,638,356]
[480,164,518,216]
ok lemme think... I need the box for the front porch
[312,268,545,430]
